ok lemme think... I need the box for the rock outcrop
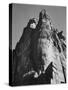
[12,9,66,85]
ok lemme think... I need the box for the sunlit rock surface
[12,9,66,86]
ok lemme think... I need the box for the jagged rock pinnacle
[12,9,66,85]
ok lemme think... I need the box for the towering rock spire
[38,9,66,83]
[12,9,66,85]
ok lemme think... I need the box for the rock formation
[12,9,66,85]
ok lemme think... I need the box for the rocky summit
[12,9,66,86]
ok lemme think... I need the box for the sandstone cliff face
[12,9,66,85]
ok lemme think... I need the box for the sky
[11,3,66,50]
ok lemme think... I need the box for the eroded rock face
[37,9,66,83]
[13,9,66,85]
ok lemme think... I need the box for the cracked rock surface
[11,9,66,86]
